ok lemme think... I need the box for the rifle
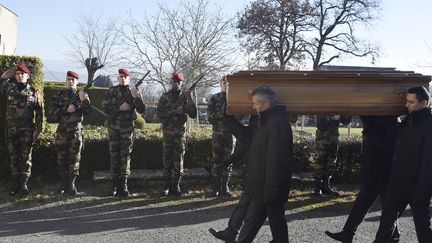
[106,70,150,122]
[117,70,150,105]
[63,75,101,108]
[173,74,204,108]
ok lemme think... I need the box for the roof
[0,3,19,17]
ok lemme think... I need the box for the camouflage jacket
[101,85,146,124]
[157,88,197,132]
[48,89,91,131]
[207,92,229,134]
[0,81,43,131]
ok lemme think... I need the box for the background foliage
[0,123,363,183]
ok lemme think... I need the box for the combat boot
[211,176,221,197]
[209,227,237,243]
[9,175,21,196]
[69,175,85,196]
[325,230,354,243]
[161,178,171,196]
[118,177,130,197]
[221,176,232,197]
[322,176,340,197]
[313,177,323,196]
[19,175,30,196]
[171,176,183,197]
[111,176,120,197]
[58,174,69,195]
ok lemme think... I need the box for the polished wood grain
[226,71,431,115]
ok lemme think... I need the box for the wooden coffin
[226,70,431,115]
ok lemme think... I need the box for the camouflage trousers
[7,127,33,177]
[162,129,186,179]
[55,128,83,176]
[211,132,233,177]
[314,132,339,178]
[108,127,135,178]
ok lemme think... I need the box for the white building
[0,4,18,55]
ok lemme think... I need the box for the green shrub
[304,134,363,183]
[134,114,146,129]
[23,124,212,181]
[334,136,363,183]
[0,122,364,184]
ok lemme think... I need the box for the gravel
[0,192,420,243]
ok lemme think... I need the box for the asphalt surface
[0,191,421,243]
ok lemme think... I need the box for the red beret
[118,68,130,76]
[172,72,184,82]
[66,70,79,79]
[16,64,30,74]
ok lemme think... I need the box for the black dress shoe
[325,230,353,243]
[209,228,236,242]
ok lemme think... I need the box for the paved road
[0,193,420,243]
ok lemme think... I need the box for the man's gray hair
[251,85,277,106]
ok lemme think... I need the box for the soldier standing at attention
[101,68,146,197]
[48,71,90,196]
[157,71,197,197]
[207,78,233,197]
[0,64,43,196]
[314,115,351,196]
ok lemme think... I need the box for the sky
[1,0,432,80]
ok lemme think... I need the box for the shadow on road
[0,190,241,237]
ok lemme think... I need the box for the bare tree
[237,0,313,71]
[306,0,381,70]
[119,0,237,92]
[65,12,119,84]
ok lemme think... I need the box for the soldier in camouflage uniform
[314,115,351,196]
[101,68,146,197]
[0,64,43,196]
[48,71,91,196]
[207,79,233,197]
[157,71,197,197]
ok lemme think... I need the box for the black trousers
[374,193,432,243]
[228,192,253,232]
[343,182,399,233]
[237,197,288,243]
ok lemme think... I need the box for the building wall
[0,4,18,55]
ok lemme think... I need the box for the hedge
[0,55,44,169]
[0,124,363,183]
